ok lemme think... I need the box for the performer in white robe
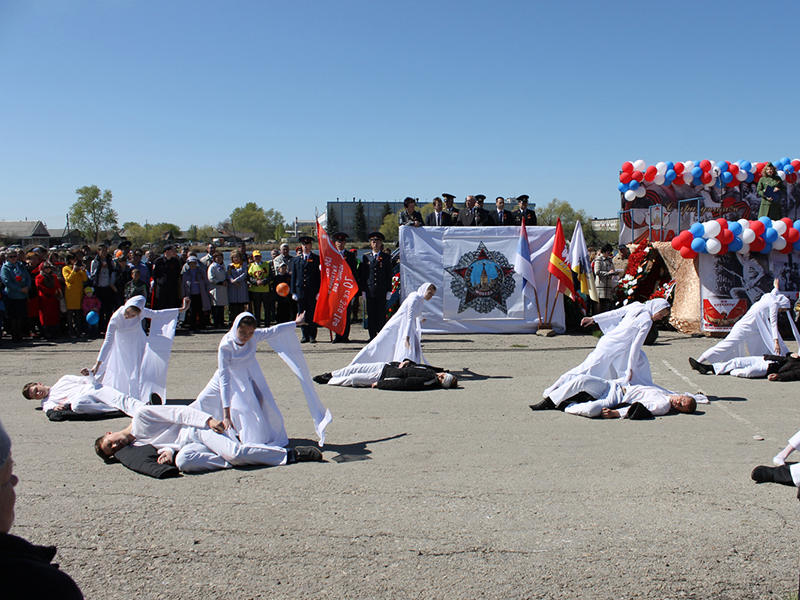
[539,373,705,419]
[694,279,799,365]
[88,296,187,403]
[349,282,436,366]
[191,312,332,448]
[542,298,671,400]
[23,371,145,416]
[690,355,771,379]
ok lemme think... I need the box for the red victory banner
[313,221,358,335]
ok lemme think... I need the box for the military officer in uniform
[359,231,393,341]
[152,244,182,310]
[332,232,359,343]
[512,195,537,226]
[290,235,321,343]
[442,193,459,221]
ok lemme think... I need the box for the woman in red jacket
[35,261,62,340]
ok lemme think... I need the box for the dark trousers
[228,303,247,323]
[250,291,271,327]
[297,297,318,340]
[187,295,208,330]
[365,295,387,340]
[94,287,116,334]
[6,299,27,342]
[334,310,352,342]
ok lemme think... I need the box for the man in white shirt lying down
[94,404,322,473]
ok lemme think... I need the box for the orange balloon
[276,282,290,297]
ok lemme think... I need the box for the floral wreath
[615,239,652,306]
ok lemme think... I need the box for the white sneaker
[773,454,786,467]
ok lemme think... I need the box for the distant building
[0,220,51,247]
[47,228,83,247]
[591,218,619,232]
[326,199,406,238]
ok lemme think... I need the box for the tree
[381,201,393,222]
[326,206,341,237]
[536,199,592,240]
[70,185,118,243]
[230,203,268,241]
[263,208,285,240]
[380,212,399,242]
[354,200,367,242]
[196,225,218,243]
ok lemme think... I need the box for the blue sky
[1,0,798,230]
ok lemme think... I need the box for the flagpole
[530,279,544,326]
[542,271,553,327]
[546,274,559,325]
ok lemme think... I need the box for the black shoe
[530,397,557,411]
[313,373,333,385]
[292,446,323,462]
[300,337,310,344]
[689,358,712,375]
[310,338,317,343]
[149,393,163,406]
[751,466,775,483]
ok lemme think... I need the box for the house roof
[48,228,81,238]
[0,221,51,238]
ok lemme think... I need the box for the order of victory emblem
[444,242,516,314]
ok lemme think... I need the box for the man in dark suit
[290,235,321,343]
[456,195,484,226]
[489,196,514,226]
[398,197,424,228]
[424,197,452,227]
[442,193,459,221]
[332,232,359,343]
[474,195,491,225]
[358,231,393,341]
[512,195,538,226]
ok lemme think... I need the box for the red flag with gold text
[313,221,358,335]
[547,218,576,299]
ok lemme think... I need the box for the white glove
[292,294,298,301]
[386,292,392,300]
[316,293,319,300]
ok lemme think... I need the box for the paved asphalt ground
[2,324,800,600]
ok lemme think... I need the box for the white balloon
[712,166,721,177]
[737,242,751,254]
[633,159,646,172]
[706,238,722,254]
[737,218,750,230]
[654,174,665,185]
[736,170,747,181]
[774,220,788,235]
[778,170,787,180]
[683,173,693,184]
[773,236,787,250]
[703,220,721,239]
[655,161,667,175]
[749,163,757,173]
[624,190,636,201]
[635,186,646,198]
[742,229,756,243]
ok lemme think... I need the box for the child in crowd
[124,268,149,302]
[82,287,102,338]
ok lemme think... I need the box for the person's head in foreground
[423,283,436,300]
[21,382,49,400]
[601,243,614,257]
[122,296,145,319]
[438,372,457,388]
[646,298,670,322]
[234,313,258,345]
[669,395,697,414]
[94,427,133,460]
[0,420,18,534]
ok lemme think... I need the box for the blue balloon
[728,222,743,236]
[781,156,791,166]
[760,216,773,227]
[728,238,743,253]
[794,240,800,252]
[760,242,773,254]
[786,164,795,174]
[618,182,628,193]
[665,169,676,182]
[629,179,639,191]
[715,178,723,189]
[666,161,674,170]
[689,223,705,237]
[741,160,752,171]
[693,160,701,167]
[765,228,779,243]
[691,237,707,253]
[692,177,702,186]
[691,166,703,178]
[721,172,733,183]
[794,220,800,231]
[86,311,99,325]
[718,161,729,173]
[745,172,754,183]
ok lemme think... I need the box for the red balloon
[789,173,798,184]
[631,170,644,182]
[620,172,632,184]
[622,162,634,174]
[672,177,683,186]
[701,172,712,184]
[750,220,765,236]
[699,159,712,172]
[750,237,766,252]
[787,228,800,244]
[718,244,729,255]
[754,174,762,183]
[674,162,685,175]
[792,160,800,171]
[671,236,683,251]
[716,218,728,229]
[680,246,698,259]
[757,162,766,171]
[781,244,794,254]
[728,163,739,176]
[782,217,793,227]
[719,229,734,245]
[726,180,738,188]
[644,166,657,182]
[679,230,694,245]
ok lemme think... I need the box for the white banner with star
[398,226,566,334]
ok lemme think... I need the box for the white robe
[328,362,386,387]
[43,374,144,415]
[96,296,180,402]
[350,282,431,366]
[191,313,332,447]
[131,405,213,455]
[543,299,669,398]
[712,356,771,378]
[697,288,799,364]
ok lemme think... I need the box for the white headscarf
[228,311,256,345]
[645,298,670,317]
[417,282,434,296]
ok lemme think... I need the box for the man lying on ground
[22,369,155,421]
[690,353,800,381]
[530,374,703,419]
[313,359,457,391]
[95,403,322,474]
